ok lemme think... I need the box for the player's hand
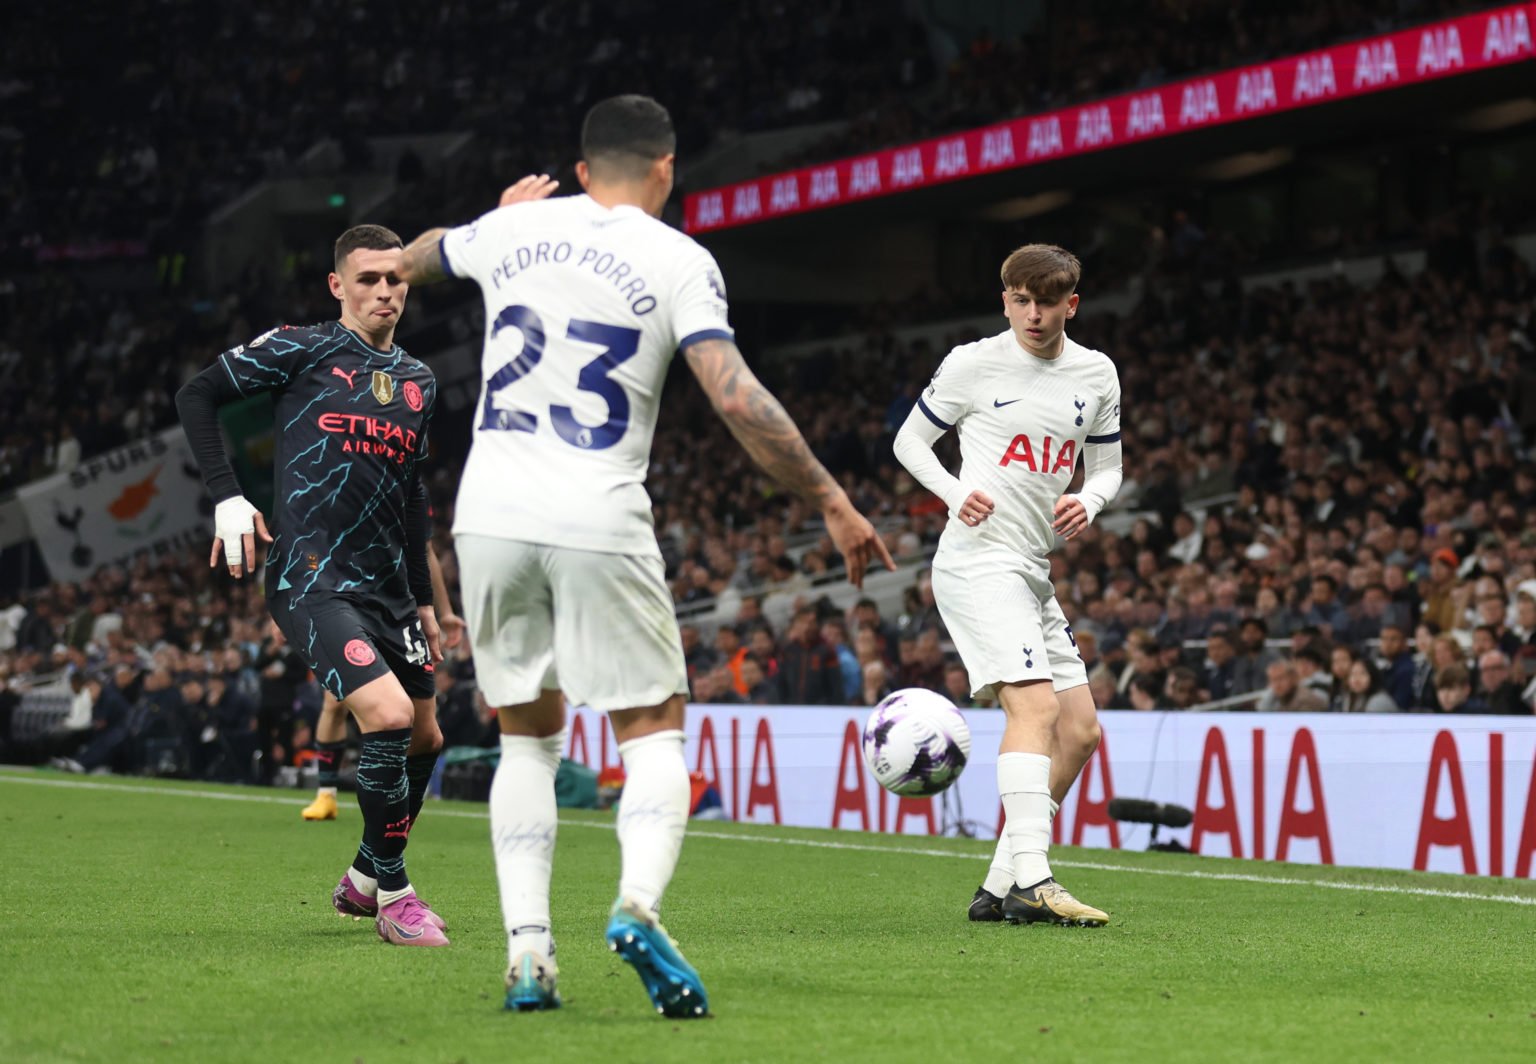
[499,174,559,207]
[823,493,896,590]
[1052,494,1090,540]
[957,490,995,528]
[418,606,444,664]
[210,496,272,578]
[438,611,466,651]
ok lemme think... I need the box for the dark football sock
[353,728,412,892]
[405,751,440,829]
[315,741,346,790]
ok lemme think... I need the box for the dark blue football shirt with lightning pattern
[213,321,437,606]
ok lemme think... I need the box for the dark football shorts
[270,593,435,701]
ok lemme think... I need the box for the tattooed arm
[396,228,451,287]
[682,336,894,587]
[394,175,559,286]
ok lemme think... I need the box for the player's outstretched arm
[396,227,452,287]
[395,174,560,286]
[175,364,272,578]
[682,336,894,588]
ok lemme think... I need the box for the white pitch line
[5,773,1534,907]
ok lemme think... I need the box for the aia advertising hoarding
[566,706,1536,879]
[684,5,1535,234]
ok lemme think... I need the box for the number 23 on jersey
[480,304,639,452]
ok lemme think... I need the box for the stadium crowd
[4,220,1535,782]
[2,0,1534,786]
[0,0,1489,253]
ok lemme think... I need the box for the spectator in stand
[777,608,843,705]
[1201,628,1238,702]
[1329,644,1359,700]
[904,569,943,635]
[1409,623,1440,709]
[1293,645,1333,701]
[1162,667,1202,710]
[860,660,892,707]
[208,673,259,783]
[1511,585,1536,648]
[680,623,717,688]
[1115,635,1164,706]
[942,661,977,710]
[72,673,135,773]
[1350,583,1393,642]
[747,627,780,686]
[740,656,778,705]
[1475,651,1527,715]
[1376,624,1418,709]
[1073,629,1100,676]
[1128,673,1162,712]
[851,598,899,662]
[1420,550,1461,633]
[1232,619,1274,696]
[1299,575,1352,644]
[1255,660,1329,713]
[1336,659,1400,713]
[1087,665,1118,711]
[821,617,861,704]
[1432,664,1484,715]
[714,625,749,699]
[1473,592,1521,658]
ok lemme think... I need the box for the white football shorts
[455,534,688,712]
[930,546,1088,699]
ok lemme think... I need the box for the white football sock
[317,786,338,798]
[492,731,564,964]
[984,797,1058,897]
[378,885,414,908]
[616,729,689,914]
[347,866,378,896]
[998,752,1054,888]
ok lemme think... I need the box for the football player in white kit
[390,95,892,1015]
[893,244,1122,927]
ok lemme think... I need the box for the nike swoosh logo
[993,398,1024,408]
[383,917,424,939]
[1011,893,1046,909]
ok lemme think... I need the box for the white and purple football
[862,688,972,797]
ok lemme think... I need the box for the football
[861,688,972,797]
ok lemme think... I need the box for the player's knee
[1080,716,1103,756]
[370,703,414,733]
[411,721,444,757]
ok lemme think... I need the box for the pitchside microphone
[1107,798,1194,829]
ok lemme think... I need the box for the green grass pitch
[2,768,1534,1063]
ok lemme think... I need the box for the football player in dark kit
[177,224,450,947]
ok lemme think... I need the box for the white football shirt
[918,329,1121,558]
[440,195,733,556]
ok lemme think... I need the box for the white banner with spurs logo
[15,426,212,581]
[565,705,1536,879]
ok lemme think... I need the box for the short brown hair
[1000,244,1081,300]
[1435,664,1470,690]
[334,224,402,273]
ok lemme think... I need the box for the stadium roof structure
[683,3,1535,240]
